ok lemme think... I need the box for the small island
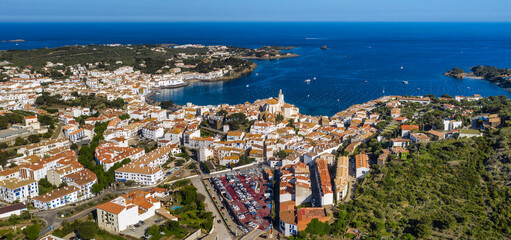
[445,65,511,89]
[443,67,466,79]
[0,39,25,43]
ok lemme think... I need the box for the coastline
[243,53,300,60]
[148,63,258,105]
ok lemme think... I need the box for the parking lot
[210,168,272,232]
[120,215,164,238]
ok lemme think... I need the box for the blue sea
[2,22,511,116]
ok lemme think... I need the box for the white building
[0,178,38,203]
[32,186,80,210]
[355,154,370,179]
[443,119,463,131]
[96,190,162,232]
[115,165,164,185]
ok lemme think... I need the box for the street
[190,177,232,240]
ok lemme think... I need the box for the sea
[2,22,511,116]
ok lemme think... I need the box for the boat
[417,88,420,90]
[321,45,328,50]
[337,99,340,102]
[307,94,310,97]
[255,73,258,76]
[246,84,249,88]
[305,79,311,83]
[402,81,408,84]
[364,80,368,83]
[400,66,404,70]
[313,77,317,81]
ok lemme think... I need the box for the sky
[1,0,510,22]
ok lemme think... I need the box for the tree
[160,101,174,109]
[275,113,284,122]
[146,224,160,236]
[23,224,40,240]
[305,218,331,236]
[14,137,28,146]
[76,221,98,239]
[91,183,102,194]
[70,143,79,150]
[216,109,228,117]
[119,113,130,120]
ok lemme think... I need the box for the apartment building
[335,156,349,202]
[314,159,334,206]
[32,186,80,210]
[96,190,161,232]
[0,178,38,203]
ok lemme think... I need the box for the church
[263,89,299,119]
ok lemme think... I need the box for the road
[190,177,232,240]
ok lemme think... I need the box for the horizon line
[1,20,511,24]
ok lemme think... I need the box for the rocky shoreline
[243,53,300,60]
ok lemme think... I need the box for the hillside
[342,129,511,239]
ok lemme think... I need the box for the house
[401,125,419,137]
[69,129,85,143]
[443,119,463,131]
[355,154,370,179]
[390,138,412,148]
[226,131,245,141]
[279,203,329,237]
[427,130,445,140]
[96,190,161,232]
[390,108,401,118]
[410,133,430,144]
[0,203,27,218]
[0,178,38,203]
[457,129,483,139]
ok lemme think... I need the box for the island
[443,67,466,79]
[0,39,25,43]
[445,65,511,89]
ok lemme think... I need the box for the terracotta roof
[97,201,125,215]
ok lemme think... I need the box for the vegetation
[443,67,465,79]
[471,65,511,81]
[36,92,124,110]
[299,128,511,239]
[160,100,174,110]
[163,185,213,236]
[22,224,40,240]
[38,178,57,195]
[54,220,124,240]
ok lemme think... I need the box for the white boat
[402,81,408,84]
[364,80,368,83]
[400,66,404,70]
[255,73,259,76]
[305,79,311,83]
[337,99,340,102]
[313,77,317,80]
[246,85,249,88]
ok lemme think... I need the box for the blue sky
[1,0,510,22]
